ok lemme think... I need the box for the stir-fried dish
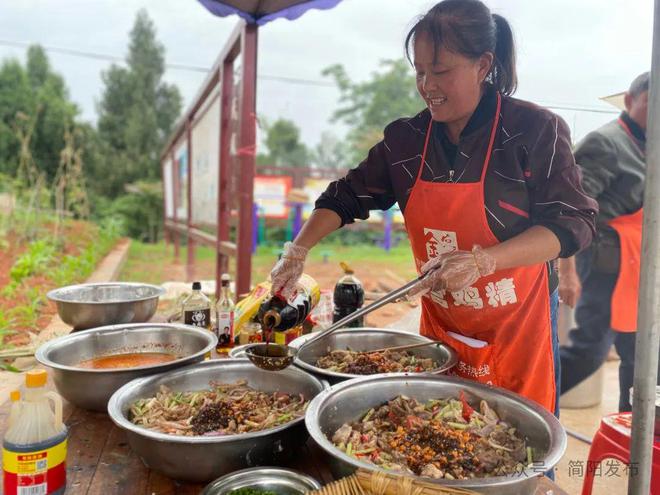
[129,380,308,436]
[316,349,438,375]
[331,394,531,479]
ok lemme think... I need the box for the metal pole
[171,148,180,261]
[252,203,258,254]
[628,1,660,492]
[236,23,258,298]
[216,60,233,301]
[186,118,195,282]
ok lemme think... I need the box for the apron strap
[416,93,503,185]
[480,92,502,182]
[416,118,434,183]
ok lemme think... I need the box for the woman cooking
[269,0,597,415]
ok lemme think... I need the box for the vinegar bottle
[258,274,320,332]
[2,370,68,495]
[215,273,236,355]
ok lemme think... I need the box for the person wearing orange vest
[559,72,654,412]
[270,0,597,417]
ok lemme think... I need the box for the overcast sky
[0,0,653,148]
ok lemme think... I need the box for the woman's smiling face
[414,33,492,129]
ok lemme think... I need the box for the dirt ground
[0,220,100,346]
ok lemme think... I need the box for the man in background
[559,72,654,412]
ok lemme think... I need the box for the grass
[119,240,417,286]
[0,214,121,345]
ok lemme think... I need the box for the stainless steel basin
[201,467,321,494]
[35,323,216,411]
[47,282,165,330]
[305,374,566,495]
[289,328,457,384]
[108,359,326,483]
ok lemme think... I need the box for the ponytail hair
[491,14,517,95]
[405,0,518,95]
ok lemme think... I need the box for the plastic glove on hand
[408,246,496,297]
[269,242,309,300]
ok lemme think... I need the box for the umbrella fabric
[198,0,343,25]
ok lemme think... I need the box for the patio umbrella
[198,0,344,25]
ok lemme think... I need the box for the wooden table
[0,384,568,495]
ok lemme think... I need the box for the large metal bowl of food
[36,323,216,411]
[108,359,326,483]
[47,282,165,330]
[289,328,457,384]
[305,374,566,495]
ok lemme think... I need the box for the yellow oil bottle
[7,390,21,430]
[2,369,67,495]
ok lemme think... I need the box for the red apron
[608,118,644,332]
[404,93,556,412]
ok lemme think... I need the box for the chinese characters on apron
[404,93,556,412]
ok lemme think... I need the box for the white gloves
[269,242,309,300]
[409,246,497,297]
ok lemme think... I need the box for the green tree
[0,60,31,176]
[262,118,309,168]
[0,46,77,181]
[311,131,348,171]
[110,181,163,243]
[96,9,182,197]
[323,59,422,163]
[27,46,78,182]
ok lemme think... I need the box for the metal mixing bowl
[108,359,326,483]
[289,328,457,384]
[201,467,321,494]
[305,374,566,495]
[47,282,165,330]
[36,323,216,411]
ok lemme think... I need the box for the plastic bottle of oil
[7,390,21,429]
[3,370,68,495]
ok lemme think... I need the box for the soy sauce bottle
[258,274,320,332]
[332,262,364,327]
[182,282,211,329]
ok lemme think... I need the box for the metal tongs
[245,271,431,371]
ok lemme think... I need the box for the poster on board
[254,175,292,219]
[191,94,220,226]
[301,178,403,224]
[302,178,331,220]
[163,157,174,219]
[175,141,188,221]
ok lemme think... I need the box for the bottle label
[297,274,321,307]
[216,311,234,347]
[3,438,67,495]
[184,308,211,329]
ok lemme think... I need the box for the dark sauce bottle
[332,262,364,327]
[258,274,320,333]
